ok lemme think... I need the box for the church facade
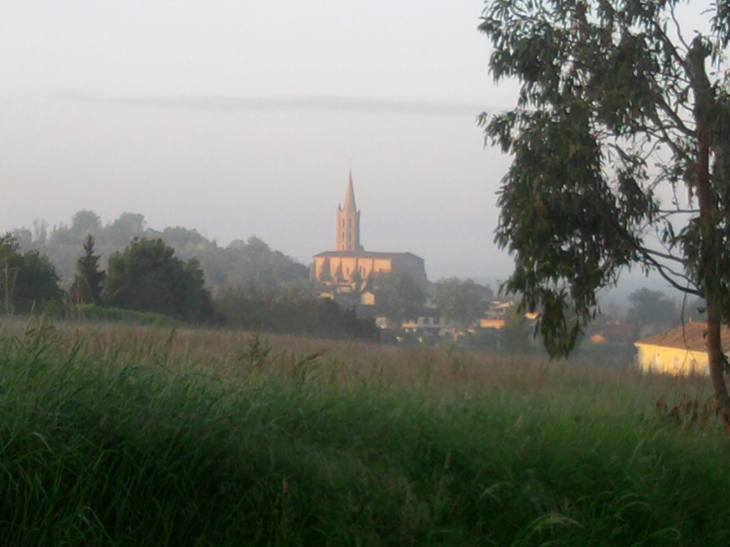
[311,172,428,298]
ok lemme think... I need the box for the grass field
[0,316,728,546]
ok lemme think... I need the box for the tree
[436,278,491,327]
[32,219,48,245]
[373,272,425,324]
[104,238,212,322]
[0,235,61,314]
[70,210,101,239]
[626,288,678,328]
[478,0,730,427]
[105,213,146,247]
[686,296,708,322]
[12,211,310,294]
[500,305,531,353]
[70,234,106,305]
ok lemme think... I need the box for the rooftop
[314,250,423,260]
[634,321,730,352]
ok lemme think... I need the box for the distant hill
[10,210,309,291]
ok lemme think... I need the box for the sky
[0,0,522,281]
[0,1,712,287]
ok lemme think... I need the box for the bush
[215,284,378,340]
[71,304,183,327]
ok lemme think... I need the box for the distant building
[401,308,454,337]
[336,172,363,252]
[312,251,427,294]
[634,321,730,375]
[311,172,428,302]
[478,300,515,329]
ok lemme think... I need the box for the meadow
[0,316,728,546]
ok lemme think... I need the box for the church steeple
[343,171,357,212]
[336,171,363,251]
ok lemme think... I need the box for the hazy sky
[0,0,523,280]
[0,1,710,284]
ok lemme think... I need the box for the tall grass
[0,316,728,546]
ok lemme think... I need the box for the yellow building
[313,250,427,291]
[634,321,730,375]
[311,172,428,296]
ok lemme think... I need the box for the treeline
[12,210,308,292]
[216,284,377,340]
[3,212,377,340]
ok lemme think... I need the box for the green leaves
[490,105,646,352]
[478,0,728,357]
[0,234,61,314]
[70,234,106,306]
[435,278,491,326]
[373,272,425,324]
[105,238,213,323]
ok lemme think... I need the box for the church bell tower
[336,171,363,251]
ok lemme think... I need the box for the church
[311,172,428,302]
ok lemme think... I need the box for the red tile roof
[634,322,730,352]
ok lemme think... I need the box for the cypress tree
[70,234,105,305]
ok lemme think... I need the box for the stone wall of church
[312,252,427,290]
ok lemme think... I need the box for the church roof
[342,171,357,212]
[314,250,424,261]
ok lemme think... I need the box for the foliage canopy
[105,238,212,323]
[626,287,678,328]
[215,283,378,340]
[13,212,308,292]
[70,234,106,305]
[0,235,61,314]
[479,0,730,425]
[373,272,425,324]
[435,277,491,326]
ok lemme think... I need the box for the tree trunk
[689,37,730,433]
[705,303,730,433]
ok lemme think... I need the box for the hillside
[10,210,309,290]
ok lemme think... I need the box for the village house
[401,308,455,338]
[634,321,730,375]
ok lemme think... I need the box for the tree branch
[641,252,701,296]
[650,17,690,72]
[640,246,686,264]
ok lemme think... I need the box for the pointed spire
[343,170,357,211]
[336,170,362,251]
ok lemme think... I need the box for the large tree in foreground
[478,0,730,428]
